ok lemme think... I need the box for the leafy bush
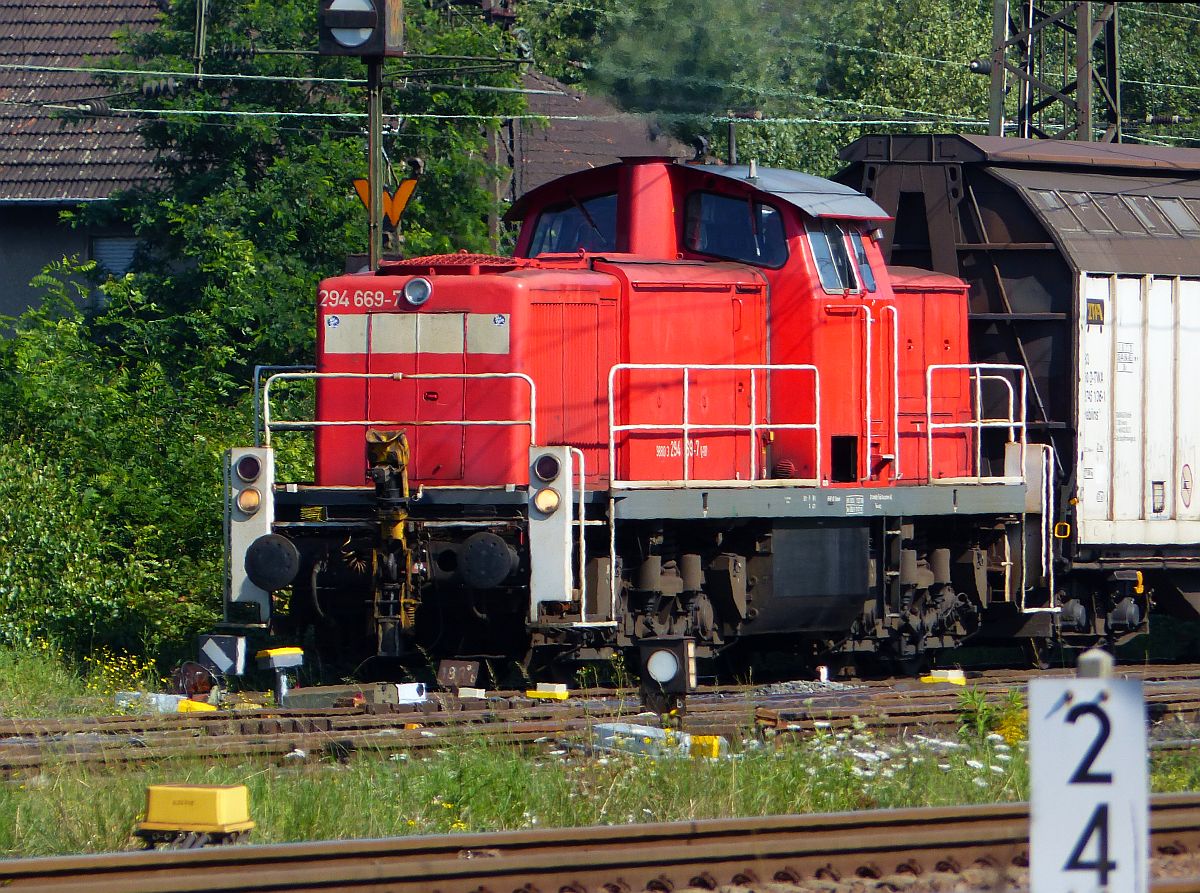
[0,265,225,657]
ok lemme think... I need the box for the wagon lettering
[654,439,709,459]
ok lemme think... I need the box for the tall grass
[0,644,88,718]
[0,725,1030,858]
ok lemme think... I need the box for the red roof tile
[0,0,163,202]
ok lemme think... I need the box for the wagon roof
[839,133,1200,277]
[840,133,1200,174]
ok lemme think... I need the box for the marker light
[532,487,561,514]
[533,453,561,482]
[236,488,262,515]
[235,455,262,482]
[403,277,433,307]
[645,649,680,684]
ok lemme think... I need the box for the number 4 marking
[1064,803,1116,886]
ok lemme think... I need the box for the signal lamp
[533,453,561,482]
[532,487,561,514]
[236,488,262,515]
[403,277,433,307]
[235,454,262,482]
[645,648,681,685]
[638,637,697,695]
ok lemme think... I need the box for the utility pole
[367,58,384,270]
[193,0,208,86]
[982,0,1120,142]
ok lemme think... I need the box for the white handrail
[924,363,1026,483]
[1022,443,1060,614]
[881,305,900,478]
[607,363,821,488]
[568,446,586,616]
[824,304,872,481]
[262,371,537,447]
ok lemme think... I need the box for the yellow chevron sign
[353,178,418,226]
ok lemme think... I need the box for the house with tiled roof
[513,70,687,197]
[0,1,685,315]
[0,0,164,316]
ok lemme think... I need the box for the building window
[90,235,138,276]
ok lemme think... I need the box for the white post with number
[1029,652,1148,893]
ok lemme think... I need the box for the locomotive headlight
[645,648,681,684]
[236,487,262,515]
[532,486,561,514]
[403,277,433,307]
[235,454,262,482]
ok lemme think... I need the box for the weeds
[1,718,1197,859]
[957,686,1026,744]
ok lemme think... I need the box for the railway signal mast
[317,0,405,269]
[975,1,1121,141]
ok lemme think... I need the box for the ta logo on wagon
[1086,299,1105,327]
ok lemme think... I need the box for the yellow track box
[138,784,255,834]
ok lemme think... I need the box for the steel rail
[10,664,1200,773]
[4,794,1200,892]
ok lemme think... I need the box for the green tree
[518,0,992,173]
[0,3,524,662]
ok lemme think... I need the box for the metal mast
[987,1,1121,141]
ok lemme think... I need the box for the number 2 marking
[1066,701,1113,784]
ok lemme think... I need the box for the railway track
[7,663,1200,774]
[4,793,1200,892]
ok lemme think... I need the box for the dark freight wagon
[838,134,1200,632]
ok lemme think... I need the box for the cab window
[684,192,788,268]
[849,230,877,292]
[807,221,860,292]
[528,193,618,255]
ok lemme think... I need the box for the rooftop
[0,0,164,203]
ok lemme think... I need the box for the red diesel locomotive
[222,152,1111,675]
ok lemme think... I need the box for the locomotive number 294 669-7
[319,288,400,309]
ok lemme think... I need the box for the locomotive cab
[221,154,1072,677]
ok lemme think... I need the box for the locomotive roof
[687,163,889,220]
[505,158,889,222]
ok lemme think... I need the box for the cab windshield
[527,193,618,255]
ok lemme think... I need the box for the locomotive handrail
[253,364,315,446]
[606,363,821,488]
[924,363,1026,484]
[260,371,537,448]
[1023,443,1060,615]
[568,446,587,616]
[880,305,901,479]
